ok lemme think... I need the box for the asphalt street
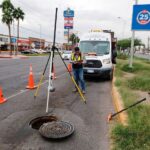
[135,52,150,60]
[0,56,114,150]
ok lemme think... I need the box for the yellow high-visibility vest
[71,53,82,61]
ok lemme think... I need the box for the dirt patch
[123,72,135,79]
[134,90,150,104]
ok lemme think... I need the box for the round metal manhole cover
[39,121,74,139]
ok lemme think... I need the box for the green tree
[117,38,144,50]
[69,33,80,45]
[13,7,25,55]
[0,0,14,55]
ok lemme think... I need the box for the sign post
[129,0,138,68]
[130,1,150,67]
[63,8,74,45]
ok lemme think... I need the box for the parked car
[30,49,47,54]
[21,49,36,54]
[39,49,47,54]
[62,51,72,60]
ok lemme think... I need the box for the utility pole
[148,36,150,51]
[129,0,138,68]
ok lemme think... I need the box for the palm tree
[0,0,14,55]
[13,7,25,55]
[69,33,80,45]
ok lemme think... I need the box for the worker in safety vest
[71,47,86,94]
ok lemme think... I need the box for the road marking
[6,72,67,100]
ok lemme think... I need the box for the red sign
[64,23,73,27]
[17,39,30,44]
[64,17,73,21]
[64,20,73,24]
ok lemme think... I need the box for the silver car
[62,51,72,60]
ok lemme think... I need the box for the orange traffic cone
[26,65,37,89]
[67,63,72,72]
[52,65,57,80]
[0,86,7,104]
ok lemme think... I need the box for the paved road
[0,56,114,150]
[0,56,65,97]
[135,53,150,60]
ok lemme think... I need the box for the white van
[79,31,117,80]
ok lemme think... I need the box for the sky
[0,0,150,46]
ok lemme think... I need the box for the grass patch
[24,53,49,56]
[112,58,150,150]
[112,124,150,150]
[117,52,128,60]
[115,78,122,87]
[121,63,145,73]
[128,77,150,91]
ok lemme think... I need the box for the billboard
[64,26,73,29]
[64,8,74,29]
[64,17,73,21]
[64,9,74,17]
[64,20,73,24]
[11,37,17,43]
[132,4,150,30]
[64,30,73,36]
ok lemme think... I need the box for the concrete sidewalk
[0,54,28,59]
[0,51,28,59]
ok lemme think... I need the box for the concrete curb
[112,67,128,126]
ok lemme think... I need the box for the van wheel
[108,71,113,80]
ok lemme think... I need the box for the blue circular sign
[137,9,150,25]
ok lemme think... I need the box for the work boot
[82,90,86,94]
[72,88,77,92]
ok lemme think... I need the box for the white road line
[6,89,28,100]
[6,72,67,100]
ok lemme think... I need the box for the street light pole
[39,24,42,49]
[129,0,138,68]
[148,36,150,61]
[117,17,126,39]
[148,36,150,51]
[13,21,15,55]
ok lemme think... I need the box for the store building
[29,37,45,49]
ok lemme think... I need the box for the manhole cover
[39,121,74,139]
[29,115,58,130]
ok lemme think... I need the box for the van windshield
[79,41,110,55]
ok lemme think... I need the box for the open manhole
[39,121,74,139]
[29,115,58,130]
